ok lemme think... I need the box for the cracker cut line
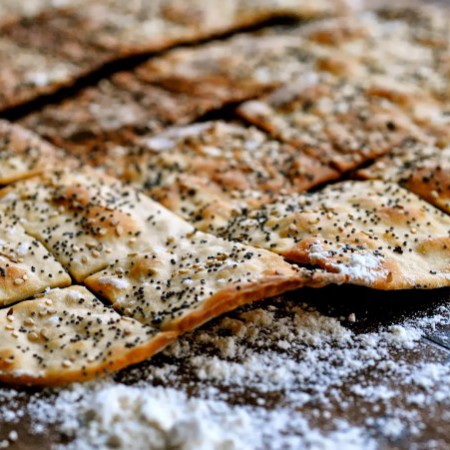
[85,230,337,332]
[0,286,176,386]
[218,181,450,290]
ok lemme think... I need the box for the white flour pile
[0,295,449,449]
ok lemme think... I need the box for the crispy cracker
[0,169,193,282]
[357,141,450,214]
[0,286,176,386]
[237,74,429,172]
[219,181,450,290]
[113,121,338,228]
[85,230,333,333]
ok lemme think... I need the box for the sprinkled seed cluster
[218,180,450,289]
[86,229,302,329]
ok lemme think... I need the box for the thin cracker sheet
[106,121,339,228]
[0,0,352,111]
[237,74,430,172]
[219,180,450,290]
[0,286,176,386]
[357,141,450,214]
[85,231,336,333]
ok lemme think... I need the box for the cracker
[0,213,71,307]
[85,230,335,333]
[219,181,450,290]
[0,120,76,185]
[0,286,176,386]
[357,141,450,214]
[119,121,338,196]
[237,74,429,172]
[56,0,351,57]
[20,73,217,164]
[0,169,193,282]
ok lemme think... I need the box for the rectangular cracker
[0,212,71,307]
[114,121,338,196]
[219,180,450,290]
[20,73,218,164]
[85,230,334,333]
[237,74,430,172]
[0,286,176,386]
[356,141,450,214]
[0,169,193,282]
[0,120,77,185]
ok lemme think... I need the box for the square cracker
[85,230,336,333]
[356,141,450,214]
[0,213,71,307]
[0,169,193,282]
[219,180,450,290]
[237,74,430,173]
[0,286,176,386]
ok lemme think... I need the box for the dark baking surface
[0,1,449,449]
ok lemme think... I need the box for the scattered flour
[0,298,449,449]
